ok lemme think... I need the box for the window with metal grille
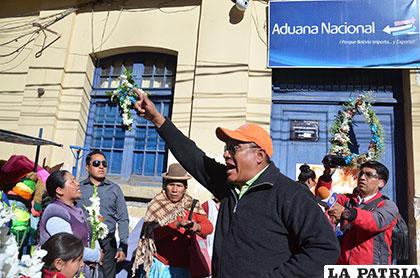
[84,53,176,182]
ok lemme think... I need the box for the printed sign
[269,0,420,68]
[290,120,319,141]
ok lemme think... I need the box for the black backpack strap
[360,195,387,211]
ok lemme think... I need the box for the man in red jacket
[321,160,399,265]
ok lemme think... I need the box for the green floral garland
[329,92,385,168]
[106,70,149,130]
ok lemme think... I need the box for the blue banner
[268,0,420,68]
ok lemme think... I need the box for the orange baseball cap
[216,123,273,158]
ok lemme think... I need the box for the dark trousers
[99,235,117,278]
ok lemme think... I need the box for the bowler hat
[162,163,192,181]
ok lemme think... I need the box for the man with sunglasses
[78,150,129,277]
[320,160,400,264]
[133,89,339,278]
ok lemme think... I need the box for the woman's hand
[176,219,190,229]
[188,222,202,233]
[176,220,201,233]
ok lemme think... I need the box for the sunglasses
[91,160,108,168]
[358,171,378,179]
[224,142,258,154]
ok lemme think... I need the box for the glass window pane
[158,136,165,151]
[166,64,175,76]
[153,76,164,88]
[110,151,122,174]
[135,128,146,150]
[132,152,144,175]
[114,129,125,148]
[165,77,173,88]
[116,112,123,125]
[143,60,153,75]
[102,128,114,148]
[92,127,102,147]
[111,105,119,121]
[99,77,110,88]
[105,105,118,124]
[112,62,123,75]
[157,153,164,175]
[146,128,157,150]
[155,60,165,75]
[110,77,120,88]
[101,66,110,76]
[134,113,147,125]
[141,77,151,88]
[95,105,105,123]
[162,102,170,116]
[144,153,156,176]
[123,63,133,73]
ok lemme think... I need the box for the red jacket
[154,209,213,268]
[318,179,399,264]
[42,269,67,278]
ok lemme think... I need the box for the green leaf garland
[329,92,385,169]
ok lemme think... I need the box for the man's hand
[99,249,105,265]
[322,165,336,179]
[328,203,345,223]
[133,88,165,127]
[115,250,126,263]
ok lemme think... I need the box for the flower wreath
[329,92,385,169]
[107,70,149,130]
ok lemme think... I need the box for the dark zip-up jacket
[158,119,340,277]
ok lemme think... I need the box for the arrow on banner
[383,24,414,34]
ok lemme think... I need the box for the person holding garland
[318,160,400,264]
[78,150,129,278]
[314,93,402,264]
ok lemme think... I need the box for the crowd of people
[0,88,405,278]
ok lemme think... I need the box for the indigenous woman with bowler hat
[132,163,213,278]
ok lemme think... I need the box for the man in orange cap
[133,89,339,278]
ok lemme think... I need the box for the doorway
[271,69,407,207]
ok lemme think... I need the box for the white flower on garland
[0,201,13,227]
[85,186,109,248]
[340,125,350,133]
[0,226,20,278]
[107,70,149,130]
[19,249,48,278]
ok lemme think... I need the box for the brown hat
[216,123,273,158]
[162,163,192,181]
